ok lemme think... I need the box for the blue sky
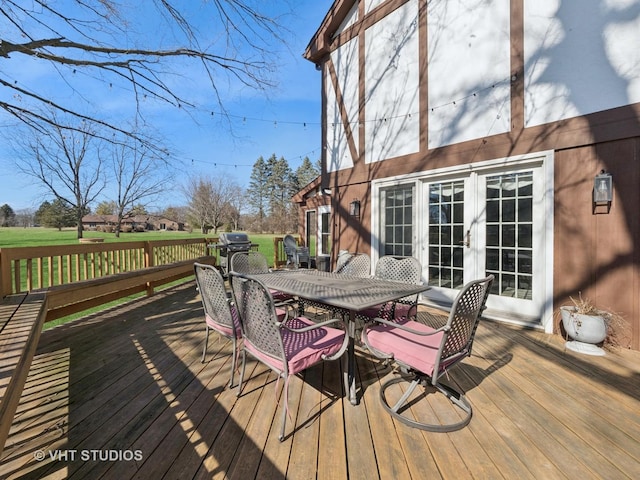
[0,1,332,212]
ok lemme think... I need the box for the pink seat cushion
[271,289,294,302]
[364,320,444,375]
[207,306,286,338]
[205,306,240,338]
[360,302,412,320]
[244,317,345,376]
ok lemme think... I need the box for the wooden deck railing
[0,237,218,298]
[0,236,220,453]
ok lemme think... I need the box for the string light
[185,147,322,170]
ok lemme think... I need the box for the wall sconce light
[592,170,613,214]
[349,199,361,218]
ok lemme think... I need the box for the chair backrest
[374,256,422,304]
[334,251,353,272]
[374,255,422,284]
[229,272,286,366]
[194,262,236,333]
[336,253,371,277]
[438,275,494,368]
[283,235,298,254]
[231,251,269,274]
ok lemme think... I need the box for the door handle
[458,230,471,248]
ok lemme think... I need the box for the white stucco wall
[524,0,640,127]
[326,36,359,172]
[365,0,387,15]
[427,0,512,149]
[334,2,358,38]
[325,0,640,168]
[364,0,420,164]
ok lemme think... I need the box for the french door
[422,165,546,320]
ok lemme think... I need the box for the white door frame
[370,150,555,332]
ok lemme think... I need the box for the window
[380,184,414,256]
[485,172,533,299]
[306,210,317,257]
[428,180,465,289]
[320,211,331,256]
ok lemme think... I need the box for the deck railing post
[144,241,154,296]
[0,249,8,297]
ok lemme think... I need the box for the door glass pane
[428,180,465,289]
[380,184,414,256]
[321,212,331,256]
[485,172,533,300]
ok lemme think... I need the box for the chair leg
[379,376,473,432]
[279,391,288,442]
[236,350,247,397]
[229,338,236,388]
[201,326,210,363]
[278,374,293,442]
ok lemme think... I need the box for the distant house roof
[292,175,327,205]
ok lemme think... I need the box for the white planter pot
[560,306,607,356]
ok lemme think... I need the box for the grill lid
[218,232,251,245]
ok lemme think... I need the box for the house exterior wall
[303,0,640,349]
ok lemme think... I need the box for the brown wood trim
[511,0,525,132]
[419,0,429,153]
[327,57,359,166]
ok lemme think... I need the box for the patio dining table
[249,269,430,405]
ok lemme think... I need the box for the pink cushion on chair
[282,317,345,374]
[271,289,293,302]
[205,308,240,337]
[360,302,389,319]
[361,302,412,321]
[365,320,444,375]
[244,317,345,375]
[207,305,286,338]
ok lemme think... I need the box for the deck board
[1,281,640,479]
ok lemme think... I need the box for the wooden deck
[1,281,639,479]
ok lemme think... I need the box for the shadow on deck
[1,281,639,479]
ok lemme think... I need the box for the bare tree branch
[0,0,289,147]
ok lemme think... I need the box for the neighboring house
[81,214,119,231]
[81,214,184,232]
[300,0,640,350]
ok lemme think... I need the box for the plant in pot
[559,293,626,356]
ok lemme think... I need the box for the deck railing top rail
[0,237,218,297]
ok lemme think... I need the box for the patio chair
[230,251,295,305]
[229,271,349,441]
[283,234,310,268]
[357,255,423,323]
[334,252,371,277]
[193,262,242,387]
[361,275,494,432]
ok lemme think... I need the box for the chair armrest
[278,317,345,333]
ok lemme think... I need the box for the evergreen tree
[0,204,16,227]
[265,154,294,233]
[35,199,76,230]
[295,156,320,190]
[247,156,270,232]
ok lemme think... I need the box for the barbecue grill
[212,232,258,274]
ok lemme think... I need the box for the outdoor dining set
[193,247,493,441]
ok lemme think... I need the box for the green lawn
[0,227,206,247]
[0,227,281,265]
